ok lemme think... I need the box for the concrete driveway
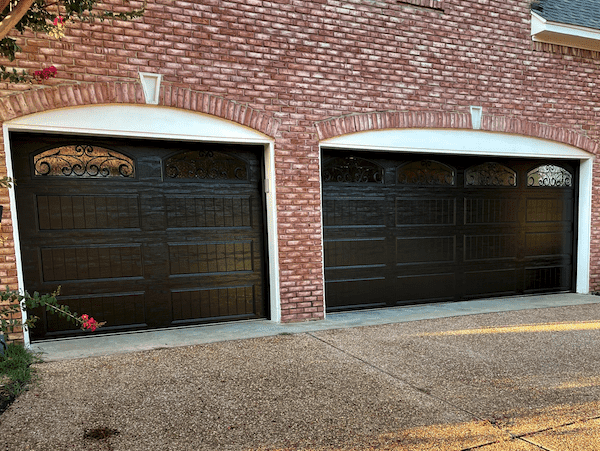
[1,294,600,450]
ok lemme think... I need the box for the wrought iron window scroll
[397,160,456,186]
[465,162,517,187]
[527,165,573,187]
[34,145,135,178]
[164,150,248,180]
[322,156,384,183]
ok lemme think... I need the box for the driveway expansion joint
[515,436,554,450]
[305,332,483,420]
[306,331,600,451]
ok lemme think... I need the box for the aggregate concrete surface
[2,301,600,450]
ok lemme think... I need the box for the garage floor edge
[31,292,600,361]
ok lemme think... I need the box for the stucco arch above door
[0,82,280,138]
[316,111,598,155]
[4,104,274,143]
[321,128,593,160]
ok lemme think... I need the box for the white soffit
[321,129,592,159]
[531,11,600,51]
[5,105,270,143]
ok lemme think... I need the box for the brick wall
[1,0,600,333]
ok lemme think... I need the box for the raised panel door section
[166,196,253,228]
[396,198,456,226]
[171,286,257,321]
[463,269,518,297]
[47,292,147,333]
[40,245,143,281]
[463,234,517,261]
[37,195,141,230]
[396,273,455,302]
[396,236,456,265]
[323,197,386,228]
[168,241,254,275]
[325,238,386,269]
[464,198,518,224]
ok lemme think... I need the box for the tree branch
[0,0,36,41]
[0,0,11,15]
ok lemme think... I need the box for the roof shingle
[532,0,600,31]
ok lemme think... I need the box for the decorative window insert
[397,160,456,186]
[527,164,573,187]
[164,150,248,180]
[33,145,135,178]
[465,162,517,187]
[322,156,384,184]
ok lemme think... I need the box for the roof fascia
[531,10,600,51]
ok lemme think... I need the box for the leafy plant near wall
[0,0,146,83]
[1,287,104,345]
[0,176,104,351]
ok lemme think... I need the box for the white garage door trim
[3,104,281,347]
[320,129,594,305]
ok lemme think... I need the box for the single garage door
[322,150,576,311]
[12,133,267,339]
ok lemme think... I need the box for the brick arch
[0,81,280,138]
[315,111,598,154]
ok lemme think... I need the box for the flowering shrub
[0,0,146,83]
[80,314,100,332]
[48,16,66,40]
[33,65,57,81]
[0,287,105,346]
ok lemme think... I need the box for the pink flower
[53,16,64,26]
[33,66,58,81]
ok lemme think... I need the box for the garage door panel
[40,244,144,282]
[525,266,572,292]
[525,231,573,257]
[396,273,456,302]
[395,197,456,226]
[463,269,518,297]
[464,197,518,224]
[396,236,456,265]
[463,234,517,261]
[324,237,387,269]
[168,241,255,275]
[171,285,258,323]
[323,197,386,227]
[166,195,254,228]
[36,194,142,230]
[40,292,147,336]
[526,198,573,222]
[325,277,388,309]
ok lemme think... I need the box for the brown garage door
[11,133,267,339]
[322,150,576,311]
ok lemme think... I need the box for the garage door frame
[319,129,593,312]
[3,105,281,347]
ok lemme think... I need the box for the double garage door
[322,150,577,311]
[11,135,580,337]
[12,133,267,339]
